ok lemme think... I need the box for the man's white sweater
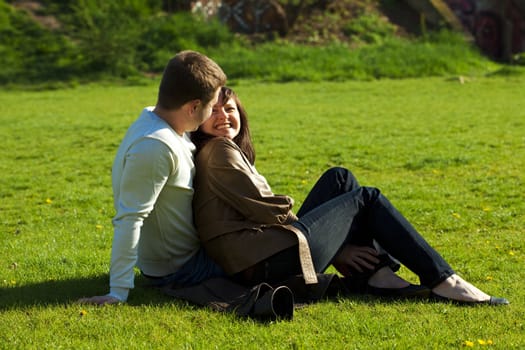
[109,107,199,301]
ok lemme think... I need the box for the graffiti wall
[191,0,288,36]
[188,0,525,61]
[444,0,525,60]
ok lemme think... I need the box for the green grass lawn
[1,75,524,349]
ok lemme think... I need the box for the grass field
[0,75,524,349]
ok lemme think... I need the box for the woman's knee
[323,167,359,190]
[362,186,381,199]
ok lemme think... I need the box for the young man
[79,51,227,305]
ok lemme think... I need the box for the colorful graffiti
[217,0,288,36]
[444,0,525,60]
[188,0,288,36]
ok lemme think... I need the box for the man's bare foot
[365,267,430,298]
[432,274,490,302]
[367,266,410,289]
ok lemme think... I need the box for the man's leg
[143,248,226,287]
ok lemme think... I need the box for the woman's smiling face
[200,97,241,139]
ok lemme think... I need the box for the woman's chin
[210,129,237,139]
[220,132,235,140]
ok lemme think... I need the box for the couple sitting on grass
[78,51,508,309]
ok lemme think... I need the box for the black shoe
[430,292,509,306]
[366,284,431,299]
[487,296,510,305]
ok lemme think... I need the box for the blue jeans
[252,167,454,288]
[143,247,226,287]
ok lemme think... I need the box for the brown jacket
[193,137,300,275]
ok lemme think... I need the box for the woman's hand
[332,244,380,277]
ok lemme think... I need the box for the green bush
[0,0,78,84]
[343,13,397,45]
[354,31,490,79]
[209,30,498,82]
[60,0,155,78]
[137,13,236,73]
[0,0,239,83]
[0,0,503,86]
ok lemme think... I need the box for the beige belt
[286,225,318,284]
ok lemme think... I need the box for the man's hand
[77,295,121,305]
[332,244,380,277]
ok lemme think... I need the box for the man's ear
[186,99,201,115]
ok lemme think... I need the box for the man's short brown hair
[157,50,227,110]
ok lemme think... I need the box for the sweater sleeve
[109,138,175,301]
[205,138,297,225]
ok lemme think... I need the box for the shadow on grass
[0,275,438,314]
[0,275,173,310]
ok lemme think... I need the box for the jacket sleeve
[205,138,297,225]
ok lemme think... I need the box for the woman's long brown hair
[191,86,256,164]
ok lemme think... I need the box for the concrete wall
[436,0,524,60]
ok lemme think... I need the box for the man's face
[192,88,221,130]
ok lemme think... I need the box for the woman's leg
[353,187,456,287]
[296,167,360,217]
[294,174,506,303]
[297,167,394,253]
[294,186,378,272]
[297,167,377,252]
[295,186,455,287]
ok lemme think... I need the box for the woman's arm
[203,138,297,225]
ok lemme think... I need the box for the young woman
[190,87,508,305]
